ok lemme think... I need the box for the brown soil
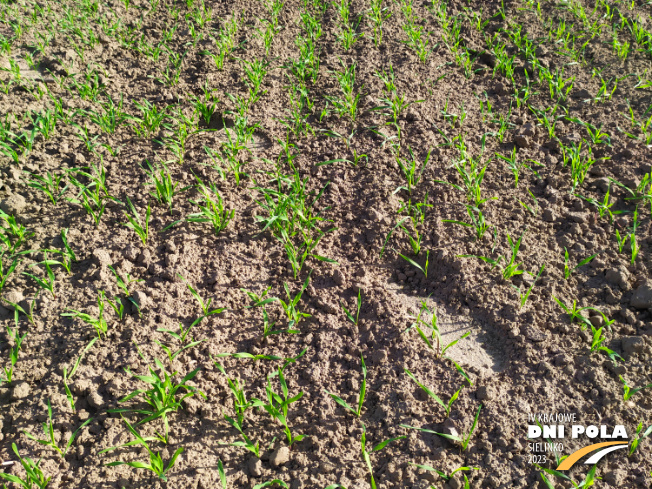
[0,0,651,488]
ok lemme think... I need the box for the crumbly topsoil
[0,0,651,488]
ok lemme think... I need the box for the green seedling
[68,183,107,227]
[341,289,362,326]
[61,292,108,339]
[435,145,493,207]
[214,363,260,457]
[325,59,363,122]
[360,423,406,489]
[217,459,227,488]
[145,161,190,212]
[131,99,168,138]
[157,315,204,345]
[405,300,465,359]
[278,273,311,330]
[32,246,74,275]
[0,209,33,251]
[334,0,363,49]
[121,197,152,245]
[1,324,27,384]
[567,117,611,146]
[576,189,615,223]
[461,229,525,280]
[368,0,391,46]
[405,368,460,417]
[402,404,482,451]
[28,172,68,205]
[23,400,93,458]
[563,248,599,279]
[408,464,479,484]
[553,297,615,332]
[253,367,305,447]
[155,328,204,366]
[108,264,143,307]
[179,274,225,318]
[394,147,430,194]
[512,264,545,309]
[191,82,220,125]
[253,481,289,489]
[22,258,56,298]
[620,376,652,401]
[397,249,429,278]
[112,356,205,444]
[62,338,97,412]
[241,287,290,337]
[0,255,21,294]
[102,417,184,481]
[629,422,652,456]
[213,361,256,430]
[172,176,234,235]
[589,324,622,364]
[0,443,51,489]
[4,293,37,327]
[325,354,367,417]
[443,204,491,241]
[538,464,599,489]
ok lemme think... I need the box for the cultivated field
[0,0,651,487]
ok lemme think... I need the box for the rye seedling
[102,417,184,481]
[405,300,472,382]
[553,297,614,331]
[184,176,234,235]
[155,329,204,366]
[1,324,26,384]
[179,274,225,319]
[513,264,545,309]
[61,292,108,339]
[253,367,305,447]
[620,376,652,401]
[629,422,652,456]
[589,324,622,363]
[402,404,482,451]
[241,286,293,338]
[563,248,599,279]
[131,99,168,138]
[459,229,526,280]
[23,400,93,458]
[0,209,33,251]
[368,0,391,46]
[0,255,21,294]
[443,204,491,241]
[22,258,56,298]
[404,368,460,417]
[108,265,142,316]
[325,354,367,417]
[538,464,599,489]
[408,464,479,484]
[145,161,190,212]
[279,273,311,330]
[213,361,256,431]
[0,443,51,489]
[341,289,362,326]
[112,355,205,444]
[38,229,78,275]
[360,423,406,489]
[28,172,68,205]
[326,59,363,122]
[62,338,97,412]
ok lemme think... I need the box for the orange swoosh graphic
[556,442,628,470]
